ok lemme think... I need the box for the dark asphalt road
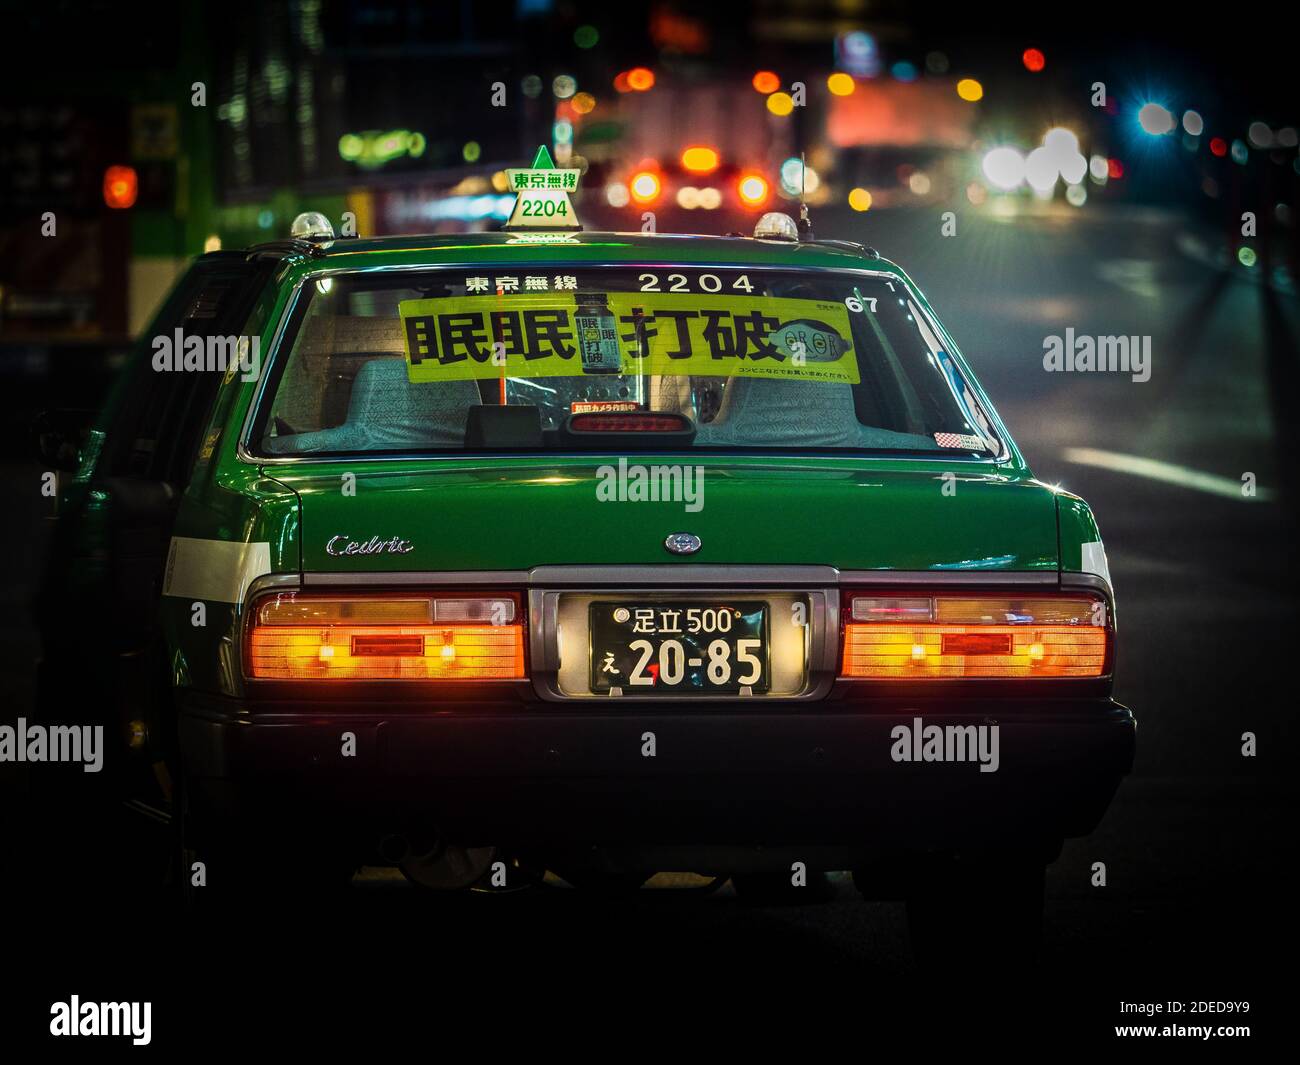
[2,201,1293,1050]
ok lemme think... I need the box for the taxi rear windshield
[253,267,1003,457]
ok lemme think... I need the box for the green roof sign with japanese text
[503,145,582,231]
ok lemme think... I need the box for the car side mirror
[32,409,96,473]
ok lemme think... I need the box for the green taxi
[36,164,1133,960]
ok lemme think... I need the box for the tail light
[569,412,690,432]
[245,592,526,681]
[840,594,1108,679]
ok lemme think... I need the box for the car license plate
[589,601,769,694]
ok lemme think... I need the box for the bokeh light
[766,92,795,116]
[982,147,1026,190]
[1137,102,1175,135]
[779,157,819,195]
[1247,121,1273,148]
[681,146,720,173]
[1024,146,1058,193]
[827,72,855,96]
[626,67,655,91]
[629,170,661,204]
[848,187,873,211]
[737,173,770,207]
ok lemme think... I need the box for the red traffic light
[1022,48,1045,72]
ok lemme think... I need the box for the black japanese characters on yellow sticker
[399,293,860,383]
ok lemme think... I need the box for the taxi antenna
[798,152,814,241]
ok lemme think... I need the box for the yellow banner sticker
[399,293,860,384]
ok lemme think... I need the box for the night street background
[1,0,1295,1050]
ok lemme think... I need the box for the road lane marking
[1061,447,1274,501]
[1096,259,1160,300]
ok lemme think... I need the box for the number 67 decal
[845,292,877,313]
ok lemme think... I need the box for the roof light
[503,144,582,231]
[753,212,799,240]
[290,211,335,240]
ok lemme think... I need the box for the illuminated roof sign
[503,145,582,231]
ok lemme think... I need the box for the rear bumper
[177,694,1135,852]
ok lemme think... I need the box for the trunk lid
[269,456,1058,574]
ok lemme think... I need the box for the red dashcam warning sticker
[570,400,643,414]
